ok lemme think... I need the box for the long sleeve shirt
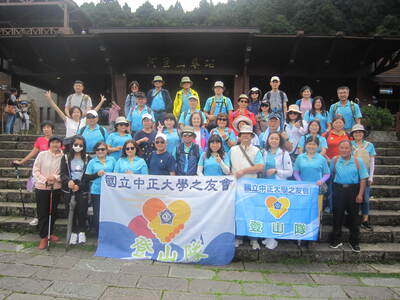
[33,150,63,190]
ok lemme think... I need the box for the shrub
[361,105,394,131]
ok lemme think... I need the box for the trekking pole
[12,162,26,219]
[47,184,54,251]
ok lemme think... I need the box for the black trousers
[36,189,61,238]
[332,183,360,244]
[67,191,89,233]
[91,194,101,235]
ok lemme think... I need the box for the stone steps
[0,159,34,168]
[375,156,400,165]
[0,150,31,158]
[375,148,400,156]
[372,141,400,148]
[322,209,400,226]
[320,225,400,243]
[371,185,400,197]
[0,141,35,150]
[375,165,400,175]
[0,135,40,142]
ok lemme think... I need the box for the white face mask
[72,145,83,153]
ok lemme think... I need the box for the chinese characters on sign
[147,56,216,71]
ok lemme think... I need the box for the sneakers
[262,238,278,250]
[50,235,59,242]
[38,238,48,250]
[349,242,361,253]
[234,238,243,248]
[250,239,260,250]
[361,221,373,231]
[29,218,38,226]
[329,241,343,249]
[78,232,86,244]
[69,233,78,245]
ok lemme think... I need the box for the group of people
[4,88,31,134]
[12,75,375,253]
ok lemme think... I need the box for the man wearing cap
[147,75,172,124]
[176,126,203,176]
[106,116,132,161]
[173,76,200,119]
[148,133,176,175]
[328,86,362,131]
[229,94,256,135]
[64,80,92,118]
[134,113,157,164]
[203,81,233,128]
[233,116,260,147]
[229,124,264,249]
[178,95,207,128]
[127,92,155,135]
[78,110,108,155]
[259,113,282,149]
[262,76,288,129]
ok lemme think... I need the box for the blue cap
[268,113,281,121]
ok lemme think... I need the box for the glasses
[288,112,297,115]
[217,118,227,121]
[239,100,249,103]
[182,134,193,138]
[126,147,136,151]
[96,148,106,152]
[155,140,165,144]
[73,144,83,148]
[118,123,128,127]
[87,115,96,119]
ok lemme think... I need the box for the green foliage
[80,0,400,36]
[361,105,394,131]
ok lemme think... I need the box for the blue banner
[95,174,236,265]
[236,178,320,240]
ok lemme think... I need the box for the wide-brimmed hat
[350,124,368,137]
[180,76,193,86]
[181,126,195,136]
[238,94,249,101]
[213,81,224,89]
[287,104,302,114]
[152,75,164,83]
[115,116,129,125]
[233,116,252,133]
[238,124,255,136]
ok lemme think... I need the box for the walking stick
[12,163,26,219]
[47,184,54,251]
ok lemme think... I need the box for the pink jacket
[33,150,63,190]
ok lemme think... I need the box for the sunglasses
[73,144,83,148]
[182,134,193,137]
[217,118,227,121]
[126,147,136,151]
[96,148,106,152]
[87,116,97,119]
[288,112,298,115]
[118,123,129,127]
[155,140,165,144]
[239,100,249,103]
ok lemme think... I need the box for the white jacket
[284,120,308,154]
[263,147,293,180]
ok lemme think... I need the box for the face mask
[72,145,83,153]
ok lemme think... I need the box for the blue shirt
[263,150,277,179]
[178,110,207,126]
[106,132,132,161]
[304,111,329,133]
[163,129,180,158]
[328,100,362,130]
[182,143,203,174]
[330,156,369,184]
[203,96,233,115]
[210,128,237,152]
[85,156,116,195]
[294,153,330,182]
[151,89,166,111]
[114,156,148,175]
[181,92,192,115]
[127,106,154,133]
[298,134,328,153]
[198,153,230,176]
[81,125,108,153]
[148,151,176,175]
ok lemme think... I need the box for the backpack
[79,125,106,140]
[352,142,371,169]
[266,91,285,112]
[332,155,360,181]
[333,101,356,122]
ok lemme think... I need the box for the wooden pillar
[112,74,127,115]
[63,3,69,29]
[356,77,374,105]
[233,71,250,108]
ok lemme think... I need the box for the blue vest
[176,143,200,176]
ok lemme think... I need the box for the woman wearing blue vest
[106,117,132,161]
[197,135,230,176]
[329,140,368,253]
[147,75,172,124]
[304,96,330,134]
[114,140,148,175]
[175,126,202,176]
[84,141,116,235]
[297,120,328,156]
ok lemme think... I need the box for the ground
[0,233,399,299]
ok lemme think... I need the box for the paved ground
[0,233,399,299]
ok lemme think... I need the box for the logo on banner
[143,198,191,243]
[265,196,290,219]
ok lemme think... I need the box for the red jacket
[229,109,256,135]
